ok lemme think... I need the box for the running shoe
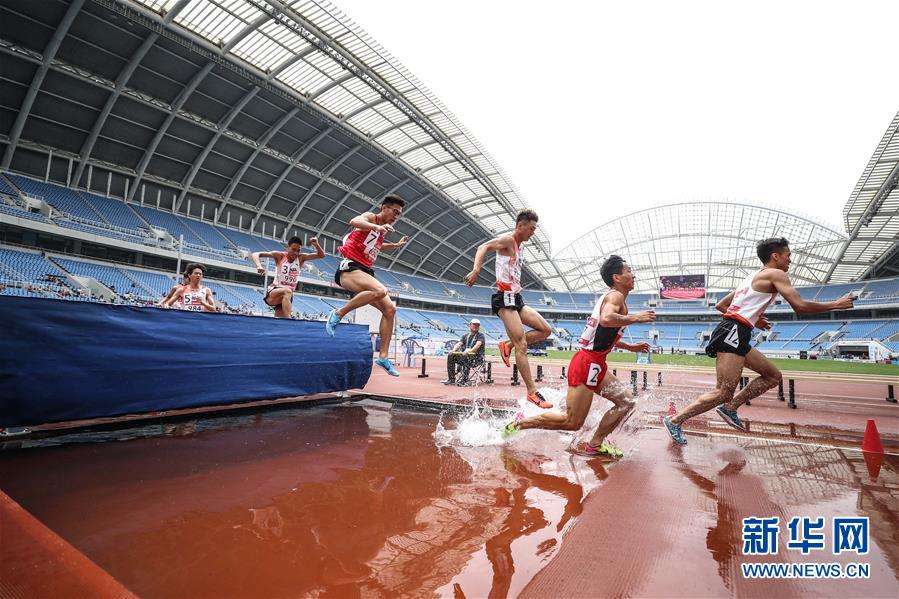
[572,441,621,459]
[716,405,746,431]
[501,412,525,439]
[663,416,687,445]
[498,340,512,367]
[325,309,340,336]
[375,357,399,377]
[526,391,552,409]
[600,441,624,458]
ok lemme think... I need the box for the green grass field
[486,349,898,376]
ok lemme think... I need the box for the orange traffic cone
[861,419,884,454]
[863,451,884,481]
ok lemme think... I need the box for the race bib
[587,363,602,386]
[724,324,740,348]
[503,292,516,307]
[339,258,350,271]
[363,230,380,260]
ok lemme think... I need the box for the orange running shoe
[498,340,512,367]
[527,391,552,409]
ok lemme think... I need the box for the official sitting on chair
[444,319,486,385]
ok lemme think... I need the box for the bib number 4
[723,324,740,348]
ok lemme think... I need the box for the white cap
[470,318,481,325]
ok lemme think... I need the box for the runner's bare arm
[381,236,408,251]
[715,291,735,313]
[600,292,655,327]
[771,270,854,313]
[201,290,218,312]
[465,236,510,286]
[615,340,651,352]
[349,212,391,233]
[251,251,282,275]
[298,237,326,262]
[162,287,184,308]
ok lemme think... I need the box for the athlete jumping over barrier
[326,195,408,376]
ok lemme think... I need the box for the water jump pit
[2,369,898,598]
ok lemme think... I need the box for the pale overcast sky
[335,0,899,252]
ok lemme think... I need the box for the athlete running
[251,236,325,318]
[325,195,408,377]
[163,263,217,312]
[663,237,856,445]
[502,255,655,457]
[465,209,554,408]
[159,273,187,307]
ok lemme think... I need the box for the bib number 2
[587,363,602,387]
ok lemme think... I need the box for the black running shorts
[334,258,375,286]
[705,318,752,357]
[491,291,525,315]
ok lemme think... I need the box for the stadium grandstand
[0,0,897,363]
[2,3,899,598]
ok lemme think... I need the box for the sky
[334,0,899,252]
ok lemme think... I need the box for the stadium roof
[0,0,562,287]
[830,110,899,282]
[550,201,848,293]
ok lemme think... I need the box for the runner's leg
[588,375,635,447]
[670,353,744,426]
[336,269,388,317]
[725,348,782,410]
[519,306,553,347]
[517,384,594,431]
[372,294,396,360]
[497,308,537,394]
[280,288,293,317]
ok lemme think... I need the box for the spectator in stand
[443,319,485,385]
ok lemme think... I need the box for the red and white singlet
[495,241,522,293]
[180,285,211,312]
[724,270,777,327]
[577,291,625,354]
[271,254,301,292]
[339,223,385,269]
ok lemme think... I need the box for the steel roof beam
[254,125,333,218]
[282,144,361,231]
[215,107,299,222]
[175,86,260,211]
[221,14,272,53]
[410,222,474,275]
[71,31,159,187]
[1,0,85,170]
[314,161,387,230]
[309,71,355,100]
[827,158,899,280]
[125,61,215,201]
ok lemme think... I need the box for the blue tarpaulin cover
[0,296,372,427]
